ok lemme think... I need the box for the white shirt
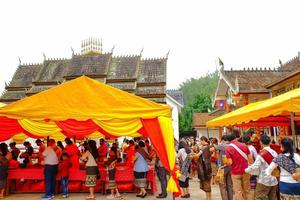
[266,153,300,183]
[86,151,98,167]
[177,148,187,161]
[248,145,258,159]
[43,146,58,165]
[245,146,278,186]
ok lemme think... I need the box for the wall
[194,127,219,140]
[166,97,180,140]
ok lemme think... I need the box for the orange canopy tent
[0,76,180,194]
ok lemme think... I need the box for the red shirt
[226,139,250,175]
[125,145,135,167]
[59,159,72,177]
[64,144,79,169]
[98,144,107,158]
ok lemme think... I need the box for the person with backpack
[214,135,233,200]
[225,131,253,200]
[266,137,300,199]
[245,134,278,200]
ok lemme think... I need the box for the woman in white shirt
[266,138,300,199]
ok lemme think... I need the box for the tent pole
[273,127,277,143]
[206,128,210,139]
[290,112,297,150]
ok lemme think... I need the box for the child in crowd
[59,153,72,198]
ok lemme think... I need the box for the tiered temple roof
[1,51,167,103]
[221,69,289,93]
[215,53,300,97]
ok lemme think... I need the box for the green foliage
[179,71,219,132]
[180,71,219,105]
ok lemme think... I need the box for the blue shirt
[134,152,149,172]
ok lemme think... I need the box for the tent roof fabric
[0,76,171,121]
[207,87,300,127]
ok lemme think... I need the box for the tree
[180,71,219,105]
[179,71,219,132]
[179,93,213,131]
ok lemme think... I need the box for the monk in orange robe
[97,139,107,161]
[124,140,135,167]
[64,138,79,169]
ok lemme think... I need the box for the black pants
[44,164,58,196]
[157,167,168,196]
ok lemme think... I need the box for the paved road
[5,179,222,200]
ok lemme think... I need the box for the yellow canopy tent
[0,76,180,194]
[207,87,300,127]
[207,87,300,144]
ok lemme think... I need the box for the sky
[0,0,300,91]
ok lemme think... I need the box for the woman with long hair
[177,140,191,198]
[81,140,99,200]
[105,143,121,199]
[190,139,199,178]
[134,141,150,198]
[266,137,300,199]
[209,138,218,185]
[57,141,64,151]
[198,136,212,200]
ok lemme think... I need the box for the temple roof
[137,58,167,84]
[214,52,300,99]
[278,53,300,72]
[215,79,229,97]
[222,69,288,93]
[65,53,111,77]
[1,52,168,103]
[8,64,43,88]
[167,89,184,106]
[265,69,300,88]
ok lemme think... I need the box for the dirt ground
[4,178,222,200]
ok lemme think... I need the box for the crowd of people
[177,130,300,200]
[0,132,298,199]
[0,137,161,200]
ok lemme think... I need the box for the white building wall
[195,128,219,140]
[166,97,180,140]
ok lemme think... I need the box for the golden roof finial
[81,37,102,55]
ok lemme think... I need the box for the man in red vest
[226,131,253,200]
[245,134,278,200]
